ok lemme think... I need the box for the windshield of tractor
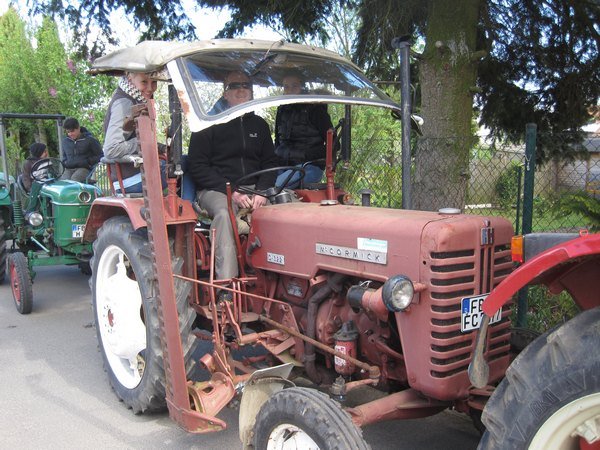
[90,40,401,132]
[174,49,399,131]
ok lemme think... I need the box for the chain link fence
[339,130,600,233]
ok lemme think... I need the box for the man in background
[61,117,102,182]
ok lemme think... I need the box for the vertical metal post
[168,85,182,175]
[516,123,537,327]
[515,165,522,235]
[0,118,9,188]
[343,104,352,161]
[56,118,64,161]
[392,37,412,210]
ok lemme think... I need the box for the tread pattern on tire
[253,386,370,450]
[0,217,6,284]
[91,216,197,414]
[479,307,600,450]
[9,251,33,314]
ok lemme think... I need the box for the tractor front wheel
[253,387,370,450]
[91,216,197,414]
[0,217,6,284]
[9,252,33,314]
[479,307,600,450]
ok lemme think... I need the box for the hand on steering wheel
[232,191,267,209]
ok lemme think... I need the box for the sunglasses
[226,82,252,91]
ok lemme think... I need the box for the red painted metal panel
[482,233,600,316]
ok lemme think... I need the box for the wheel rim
[267,423,320,450]
[10,261,22,305]
[95,244,146,389]
[529,392,600,450]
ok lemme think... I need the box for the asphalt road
[0,264,481,449]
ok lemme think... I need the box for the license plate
[72,224,85,238]
[461,294,502,332]
[267,252,285,265]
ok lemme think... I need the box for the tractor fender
[83,197,146,242]
[239,363,295,449]
[482,233,600,316]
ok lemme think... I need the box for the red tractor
[83,40,599,449]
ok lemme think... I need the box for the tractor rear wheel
[0,217,6,284]
[479,307,600,450]
[91,216,197,414]
[9,252,33,314]
[253,387,370,450]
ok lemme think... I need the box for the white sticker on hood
[357,238,388,253]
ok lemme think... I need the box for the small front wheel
[9,252,33,314]
[253,387,370,450]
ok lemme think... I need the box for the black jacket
[61,127,103,169]
[274,103,333,167]
[188,113,278,194]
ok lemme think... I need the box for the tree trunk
[412,0,482,211]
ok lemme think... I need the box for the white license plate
[72,224,85,238]
[461,294,502,332]
[267,252,285,265]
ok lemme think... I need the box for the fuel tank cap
[438,207,461,215]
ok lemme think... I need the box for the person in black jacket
[188,71,278,283]
[61,117,103,182]
[275,72,333,188]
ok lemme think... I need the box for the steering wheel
[30,157,64,183]
[234,166,306,198]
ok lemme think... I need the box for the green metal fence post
[515,165,522,235]
[516,123,537,327]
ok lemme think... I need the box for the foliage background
[0,7,113,170]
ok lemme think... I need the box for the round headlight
[382,275,414,312]
[26,212,43,227]
[78,191,92,203]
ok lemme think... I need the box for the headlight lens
[78,191,92,203]
[382,275,414,311]
[26,212,43,227]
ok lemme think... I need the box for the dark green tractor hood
[40,180,102,204]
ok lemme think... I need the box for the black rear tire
[91,216,197,413]
[253,387,370,450]
[479,307,600,449]
[0,217,6,284]
[9,252,33,314]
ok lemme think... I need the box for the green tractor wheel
[0,217,6,284]
[9,252,33,314]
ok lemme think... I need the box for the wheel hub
[267,423,319,450]
[529,392,600,450]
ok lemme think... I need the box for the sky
[0,0,281,51]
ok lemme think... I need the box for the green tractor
[0,113,103,314]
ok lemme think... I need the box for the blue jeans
[180,154,197,201]
[115,160,167,194]
[276,164,324,189]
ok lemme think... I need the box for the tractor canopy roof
[90,39,400,132]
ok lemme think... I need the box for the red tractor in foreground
[84,40,599,449]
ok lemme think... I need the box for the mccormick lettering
[315,243,387,265]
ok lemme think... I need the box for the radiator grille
[428,243,513,379]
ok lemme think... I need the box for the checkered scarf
[118,76,146,103]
